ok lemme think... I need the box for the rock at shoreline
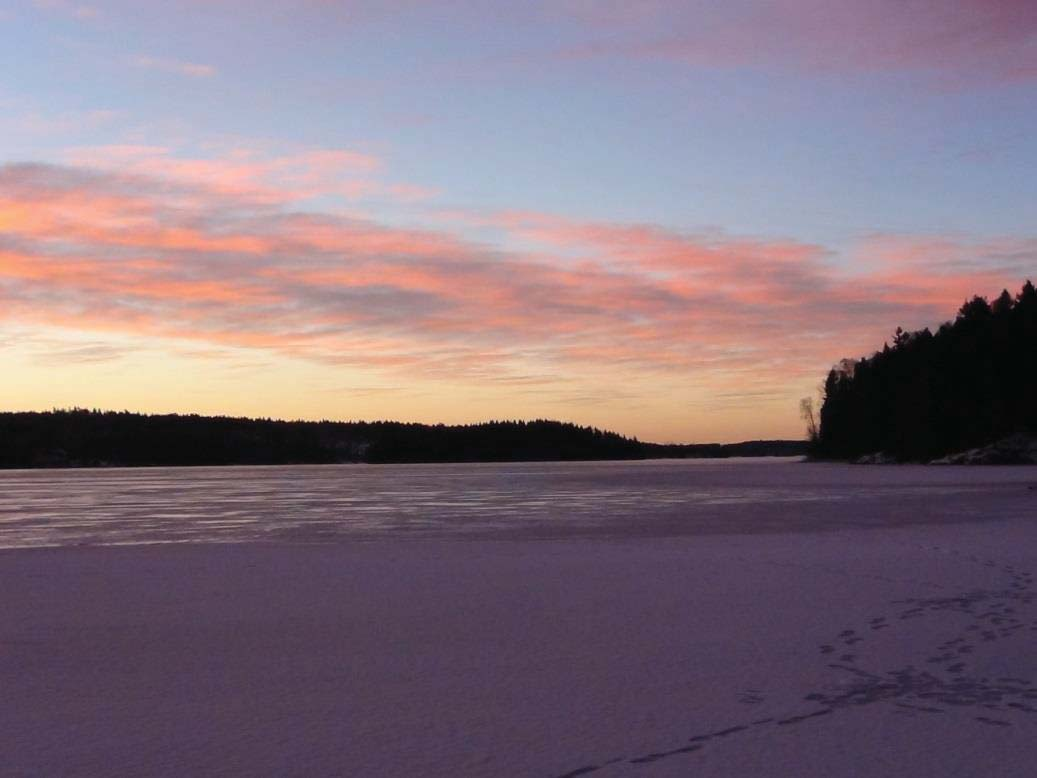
[929,435,1037,465]
[854,452,899,465]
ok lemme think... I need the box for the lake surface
[0,458,1033,549]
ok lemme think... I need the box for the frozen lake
[0,458,1033,548]
[4,458,1037,776]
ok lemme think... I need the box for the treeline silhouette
[0,410,806,468]
[814,280,1037,461]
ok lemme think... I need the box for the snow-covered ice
[1,460,1035,776]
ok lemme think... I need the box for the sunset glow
[3,1,1035,441]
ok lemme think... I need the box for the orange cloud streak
[1,161,1033,400]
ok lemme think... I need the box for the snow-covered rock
[853,451,899,465]
[930,434,1037,465]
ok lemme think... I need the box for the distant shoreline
[0,409,808,469]
[0,455,807,473]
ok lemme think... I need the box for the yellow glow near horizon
[1,325,814,443]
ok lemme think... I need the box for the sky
[1,0,1036,442]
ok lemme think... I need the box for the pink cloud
[132,55,217,78]
[183,62,216,76]
[32,0,97,20]
[0,161,1032,397]
[64,143,411,206]
[562,0,1037,85]
[1,108,119,137]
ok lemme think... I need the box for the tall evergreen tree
[813,280,1037,461]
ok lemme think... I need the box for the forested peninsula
[812,280,1037,463]
[0,411,805,468]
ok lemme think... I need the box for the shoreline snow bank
[930,435,1037,465]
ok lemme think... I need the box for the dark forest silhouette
[812,280,1037,462]
[0,411,805,468]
